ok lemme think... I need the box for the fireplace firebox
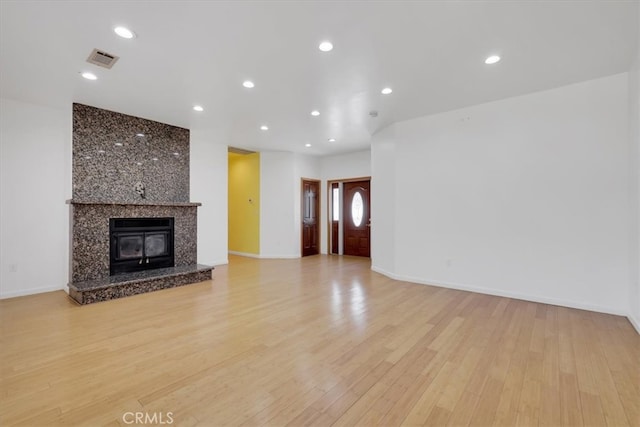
[109,217,174,275]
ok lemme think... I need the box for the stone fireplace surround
[68,104,212,304]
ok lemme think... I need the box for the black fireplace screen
[110,218,174,275]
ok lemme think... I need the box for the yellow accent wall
[228,152,260,254]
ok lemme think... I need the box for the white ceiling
[1,1,637,156]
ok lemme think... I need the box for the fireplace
[110,217,174,275]
[68,105,212,304]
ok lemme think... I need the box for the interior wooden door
[343,180,370,257]
[301,179,320,257]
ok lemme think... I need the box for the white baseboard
[371,265,396,278]
[371,265,628,318]
[228,251,299,259]
[0,285,65,300]
[628,313,640,335]
[228,251,261,258]
[259,254,300,259]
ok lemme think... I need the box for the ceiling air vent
[86,49,119,69]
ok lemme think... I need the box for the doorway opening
[327,177,371,257]
[228,147,260,257]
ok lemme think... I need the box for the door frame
[326,176,371,256]
[301,178,321,257]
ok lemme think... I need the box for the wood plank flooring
[1,255,638,426]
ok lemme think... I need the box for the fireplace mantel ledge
[67,199,202,207]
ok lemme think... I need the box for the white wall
[320,150,371,182]
[190,130,228,266]
[629,28,640,330]
[319,150,371,254]
[371,126,397,274]
[0,98,71,298]
[372,74,630,315]
[259,152,322,258]
[260,151,298,258]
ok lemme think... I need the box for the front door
[343,180,370,257]
[301,179,320,256]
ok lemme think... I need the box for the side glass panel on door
[331,182,339,254]
[343,180,370,257]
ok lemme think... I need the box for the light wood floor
[1,255,638,426]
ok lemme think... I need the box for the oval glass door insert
[351,191,364,226]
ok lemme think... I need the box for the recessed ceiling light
[328,138,336,142]
[260,125,269,131]
[311,110,320,116]
[136,162,142,166]
[114,26,135,39]
[318,41,333,52]
[305,143,312,147]
[173,152,180,156]
[193,105,204,112]
[84,156,92,159]
[114,142,123,147]
[243,80,255,88]
[97,150,106,154]
[485,55,501,64]
[81,72,97,80]
[381,87,393,95]
[135,133,145,137]
[152,157,159,161]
